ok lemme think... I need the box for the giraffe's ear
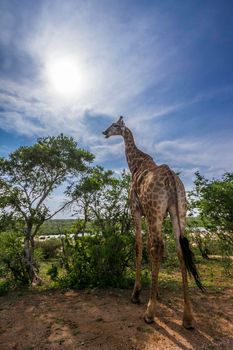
[117,116,125,126]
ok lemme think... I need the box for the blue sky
[1,0,233,217]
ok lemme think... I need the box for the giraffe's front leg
[131,208,143,304]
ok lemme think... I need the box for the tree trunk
[83,207,88,237]
[24,224,42,285]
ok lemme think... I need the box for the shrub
[162,218,180,270]
[0,232,30,285]
[162,236,180,270]
[54,230,135,289]
[218,239,233,276]
[47,264,59,281]
[0,280,12,296]
[35,238,61,260]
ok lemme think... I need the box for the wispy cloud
[156,137,233,169]
[0,0,233,201]
[155,135,233,183]
[91,140,124,163]
[0,0,198,139]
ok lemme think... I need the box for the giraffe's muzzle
[102,130,109,138]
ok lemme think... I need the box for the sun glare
[46,56,85,98]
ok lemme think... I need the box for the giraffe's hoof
[131,296,141,304]
[182,320,195,330]
[144,314,154,324]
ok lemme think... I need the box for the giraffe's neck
[122,127,156,175]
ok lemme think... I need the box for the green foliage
[56,230,135,289]
[161,217,179,269]
[38,219,76,235]
[54,168,136,289]
[0,232,30,285]
[0,134,94,233]
[1,148,232,294]
[35,238,61,260]
[218,239,233,276]
[189,171,233,245]
[0,280,12,296]
[0,134,94,282]
[68,167,132,236]
[47,264,59,281]
[187,171,233,275]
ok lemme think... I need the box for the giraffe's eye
[113,124,118,128]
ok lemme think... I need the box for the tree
[67,166,114,235]
[69,167,132,237]
[0,134,94,283]
[59,169,135,288]
[188,171,233,246]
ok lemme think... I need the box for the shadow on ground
[0,287,232,349]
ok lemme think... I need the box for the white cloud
[0,0,188,143]
[91,139,124,162]
[155,136,233,181]
[0,110,45,136]
[1,0,232,212]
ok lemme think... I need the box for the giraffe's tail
[179,236,206,293]
[167,167,205,292]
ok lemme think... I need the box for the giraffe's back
[133,164,186,219]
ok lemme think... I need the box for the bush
[162,218,180,270]
[218,239,233,276]
[0,232,30,285]
[0,280,12,296]
[162,236,180,270]
[35,238,61,260]
[53,231,135,289]
[47,264,59,281]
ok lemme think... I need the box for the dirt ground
[0,287,233,350]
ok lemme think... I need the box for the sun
[45,56,85,97]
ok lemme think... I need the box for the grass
[199,256,232,288]
[0,253,232,297]
[158,254,232,292]
[158,269,181,291]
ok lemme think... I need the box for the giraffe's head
[102,116,125,138]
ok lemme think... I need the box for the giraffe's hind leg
[169,204,194,329]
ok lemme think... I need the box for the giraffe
[103,116,205,329]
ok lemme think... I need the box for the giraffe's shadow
[135,287,233,350]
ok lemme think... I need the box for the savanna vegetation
[0,135,232,297]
